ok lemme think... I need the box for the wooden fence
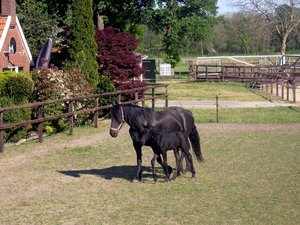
[0,84,169,153]
[190,64,300,102]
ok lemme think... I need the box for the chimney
[1,0,16,27]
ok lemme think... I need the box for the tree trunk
[280,33,288,56]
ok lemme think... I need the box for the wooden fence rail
[190,64,300,102]
[0,84,169,153]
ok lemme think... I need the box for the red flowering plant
[95,27,147,102]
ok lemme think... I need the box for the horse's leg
[183,148,196,178]
[184,153,192,173]
[162,151,169,182]
[156,154,173,175]
[151,154,158,182]
[172,148,180,180]
[132,141,143,182]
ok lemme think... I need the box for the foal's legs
[132,141,143,182]
[171,148,180,180]
[182,148,196,178]
[156,155,173,175]
[161,151,170,182]
[151,154,158,182]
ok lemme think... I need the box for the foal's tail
[189,125,204,163]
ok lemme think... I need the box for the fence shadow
[58,165,164,181]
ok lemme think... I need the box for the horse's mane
[122,104,155,126]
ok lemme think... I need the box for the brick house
[0,0,32,72]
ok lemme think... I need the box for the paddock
[0,121,299,225]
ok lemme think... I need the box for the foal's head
[109,102,125,137]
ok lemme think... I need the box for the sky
[217,0,239,15]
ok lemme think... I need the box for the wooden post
[165,85,168,108]
[281,81,284,99]
[142,90,145,107]
[205,65,208,81]
[0,111,4,153]
[117,94,121,104]
[270,79,273,94]
[68,101,74,135]
[135,92,139,103]
[293,82,296,102]
[216,95,219,123]
[37,105,44,143]
[287,83,290,101]
[151,87,155,110]
[94,97,99,128]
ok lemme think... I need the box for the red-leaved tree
[95,27,146,92]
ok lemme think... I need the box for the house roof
[0,16,32,61]
[0,16,10,52]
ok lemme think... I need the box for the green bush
[97,76,116,117]
[0,72,33,142]
[0,97,31,143]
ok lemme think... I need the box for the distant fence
[0,84,169,153]
[189,64,300,102]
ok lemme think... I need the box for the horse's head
[109,102,125,137]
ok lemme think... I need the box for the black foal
[148,130,196,182]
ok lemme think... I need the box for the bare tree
[235,0,300,55]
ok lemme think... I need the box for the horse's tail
[189,125,204,163]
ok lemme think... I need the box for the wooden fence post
[0,111,3,153]
[142,90,145,107]
[151,87,155,110]
[117,94,121,104]
[68,101,74,135]
[135,92,139,103]
[281,81,284,99]
[94,98,99,128]
[165,85,168,108]
[216,95,219,123]
[287,83,290,101]
[293,82,296,103]
[37,105,44,143]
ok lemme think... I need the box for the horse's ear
[112,100,118,106]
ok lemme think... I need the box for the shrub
[95,27,146,93]
[32,67,94,131]
[0,71,33,142]
[96,76,116,117]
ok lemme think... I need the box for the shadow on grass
[58,165,165,181]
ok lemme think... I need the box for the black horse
[109,102,203,181]
[148,130,195,182]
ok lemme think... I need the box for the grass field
[0,122,299,225]
[1,81,299,224]
[163,81,282,101]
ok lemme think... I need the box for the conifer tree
[65,0,98,88]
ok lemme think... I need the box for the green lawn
[1,123,299,225]
[189,106,300,124]
[164,81,279,101]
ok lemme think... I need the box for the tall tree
[17,0,59,59]
[236,0,300,55]
[95,0,155,33]
[65,0,99,88]
[146,0,217,67]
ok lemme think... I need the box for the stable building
[0,0,32,72]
